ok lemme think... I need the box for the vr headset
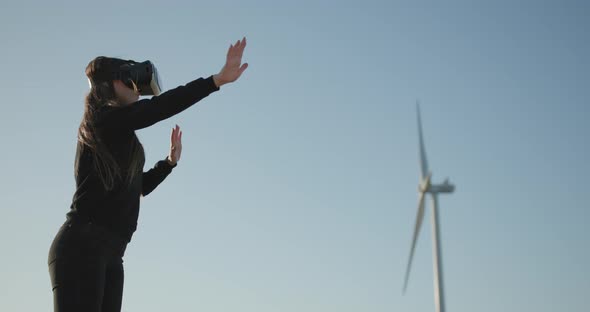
[115,60,162,96]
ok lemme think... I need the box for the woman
[48,38,248,312]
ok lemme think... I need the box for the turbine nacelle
[428,182,455,194]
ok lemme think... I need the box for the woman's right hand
[167,125,182,166]
[213,37,248,87]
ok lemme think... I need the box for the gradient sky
[1,0,589,311]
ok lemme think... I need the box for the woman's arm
[141,125,182,196]
[100,76,219,131]
[99,37,248,131]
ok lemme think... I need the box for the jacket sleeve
[141,158,177,196]
[97,76,219,131]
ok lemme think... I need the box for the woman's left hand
[167,125,182,166]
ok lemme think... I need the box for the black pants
[48,218,128,312]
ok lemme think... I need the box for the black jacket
[66,76,219,242]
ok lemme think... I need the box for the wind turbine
[403,102,455,312]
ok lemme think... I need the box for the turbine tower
[403,102,455,312]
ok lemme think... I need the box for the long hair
[79,56,145,191]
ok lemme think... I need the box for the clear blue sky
[1,0,588,311]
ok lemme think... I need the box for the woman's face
[113,80,140,105]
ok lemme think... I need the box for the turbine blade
[417,101,429,180]
[403,191,427,294]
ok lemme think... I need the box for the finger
[239,37,246,51]
[238,63,249,75]
[227,44,234,58]
[237,43,246,60]
[171,127,175,143]
[179,130,182,142]
[242,38,247,51]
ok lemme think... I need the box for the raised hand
[213,37,248,87]
[167,124,182,166]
